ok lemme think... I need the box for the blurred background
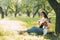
[0,0,60,40]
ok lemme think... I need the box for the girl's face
[40,12,44,17]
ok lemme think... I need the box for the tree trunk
[5,6,9,16]
[1,11,4,19]
[0,7,4,19]
[15,5,18,17]
[33,7,39,18]
[26,9,30,17]
[48,0,60,34]
[55,7,60,34]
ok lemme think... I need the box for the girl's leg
[27,26,43,34]
[43,28,48,35]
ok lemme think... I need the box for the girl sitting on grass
[19,11,51,35]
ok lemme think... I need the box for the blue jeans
[27,26,43,35]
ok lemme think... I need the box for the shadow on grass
[19,31,60,40]
[27,32,59,40]
[44,32,58,40]
[27,32,60,40]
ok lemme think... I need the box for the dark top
[39,23,44,28]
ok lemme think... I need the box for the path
[0,19,27,31]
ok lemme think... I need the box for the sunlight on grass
[0,15,56,40]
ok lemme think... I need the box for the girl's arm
[46,19,51,32]
[37,19,46,27]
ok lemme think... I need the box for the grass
[8,15,55,31]
[0,15,56,40]
[9,16,39,28]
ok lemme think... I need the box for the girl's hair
[41,11,51,23]
[41,11,48,19]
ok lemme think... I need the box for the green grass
[8,16,56,32]
[9,16,39,28]
[0,15,56,40]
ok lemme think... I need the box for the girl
[27,11,50,35]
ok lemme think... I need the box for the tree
[14,0,17,17]
[20,0,53,17]
[48,0,60,35]
[5,6,9,16]
[26,8,30,17]
[32,0,41,18]
[14,0,21,17]
[0,7,4,19]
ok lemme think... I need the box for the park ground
[0,15,59,40]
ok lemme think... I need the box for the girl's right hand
[37,20,40,26]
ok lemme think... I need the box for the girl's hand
[37,20,40,26]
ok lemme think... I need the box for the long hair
[41,11,51,23]
[41,11,48,19]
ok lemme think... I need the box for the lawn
[8,15,55,32]
[0,15,57,40]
